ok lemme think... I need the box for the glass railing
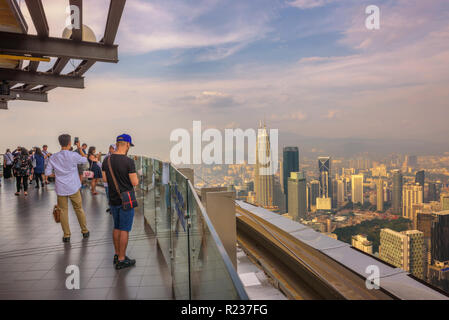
[133,156,248,300]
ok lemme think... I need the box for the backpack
[14,158,22,170]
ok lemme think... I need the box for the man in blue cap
[102,134,139,269]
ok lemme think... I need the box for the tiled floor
[0,178,173,300]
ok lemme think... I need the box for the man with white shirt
[45,134,90,243]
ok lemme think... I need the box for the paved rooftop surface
[0,178,172,300]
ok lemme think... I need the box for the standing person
[33,147,45,189]
[45,134,90,243]
[3,149,14,179]
[29,149,35,185]
[13,148,32,196]
[102,134,138,270]
[103,144,117,213]
[87,146,102,195]
[74,141,87,187]
[42,145,52,184]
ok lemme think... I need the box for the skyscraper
[288,172,307,221]
[379,229,425,279]
[402,183,423,221]
[309,180,320,207]
[415,170,425,200]
[337,179,346,205]
[351,174,364,205]
[282,147,299,210]
[318,156,331,198]
[376,178,384,212]
[428,182,437,202]
[392,170,403,214]
[254,122,274,207]
[431,211,449,264]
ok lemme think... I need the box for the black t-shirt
[102,154,136,206]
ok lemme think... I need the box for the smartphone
[74,137,79,144]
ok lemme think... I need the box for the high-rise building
[415,170,425,200]
[254,122,274,207]
[406,155,418,167]
[402,183,423,222]
[337,179,346,205]
[441,194,449,211]
[351,174,364,205]
[273,176,285,213]
[318,156,331,198]
[428,261,449,294]
[428,182,437,202]
[351,234,373,254]
[282,147,299,210]
[376,178,384,212]
[288,172,307,221]
[379,229,425,279]
[392,170,403,214]
[431,210,449,264]
[309,180,320,207]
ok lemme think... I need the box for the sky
[2,0,449,160]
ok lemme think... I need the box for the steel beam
[9,90,48,102]
[0,32,118,63]
[0,68,84,89]
[24,0,49,37]
[5,0,28,33]
[103,0,126,45]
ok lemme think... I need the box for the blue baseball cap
[116,134,134,147]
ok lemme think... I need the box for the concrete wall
[203,190,237,269]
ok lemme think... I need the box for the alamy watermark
[365,5,380,30]
[170,121,279,175]
[65,265,80,290]
[365,264,380,290]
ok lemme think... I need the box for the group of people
[2,145,51,195]
[3,134,139,270]
[42,133,139,270]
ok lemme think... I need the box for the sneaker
[115,257,136,270]
[63,237,70,243]
[113,254,118,265]
[82,231,90,239]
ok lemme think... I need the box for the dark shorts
[111,205,134,232]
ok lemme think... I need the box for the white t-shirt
[45,150,88,196]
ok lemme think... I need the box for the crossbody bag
[107,156,138,210]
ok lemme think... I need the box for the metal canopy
[0,0,126,109]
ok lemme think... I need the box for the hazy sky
[2,0,449,160]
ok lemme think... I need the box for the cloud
[287,0,336,9]
[180,91,239,109]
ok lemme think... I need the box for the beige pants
[57,190,89,237]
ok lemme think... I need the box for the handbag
[53,205,61,223]
[107,156,138,210]
[82,159,94,178]
[82,170,94,178]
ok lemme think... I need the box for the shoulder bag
[107,156,138,210]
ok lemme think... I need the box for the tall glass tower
[283,147,299,209]
[318,156,331,198]
[392,170,403,214]
[254,122,274,207]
